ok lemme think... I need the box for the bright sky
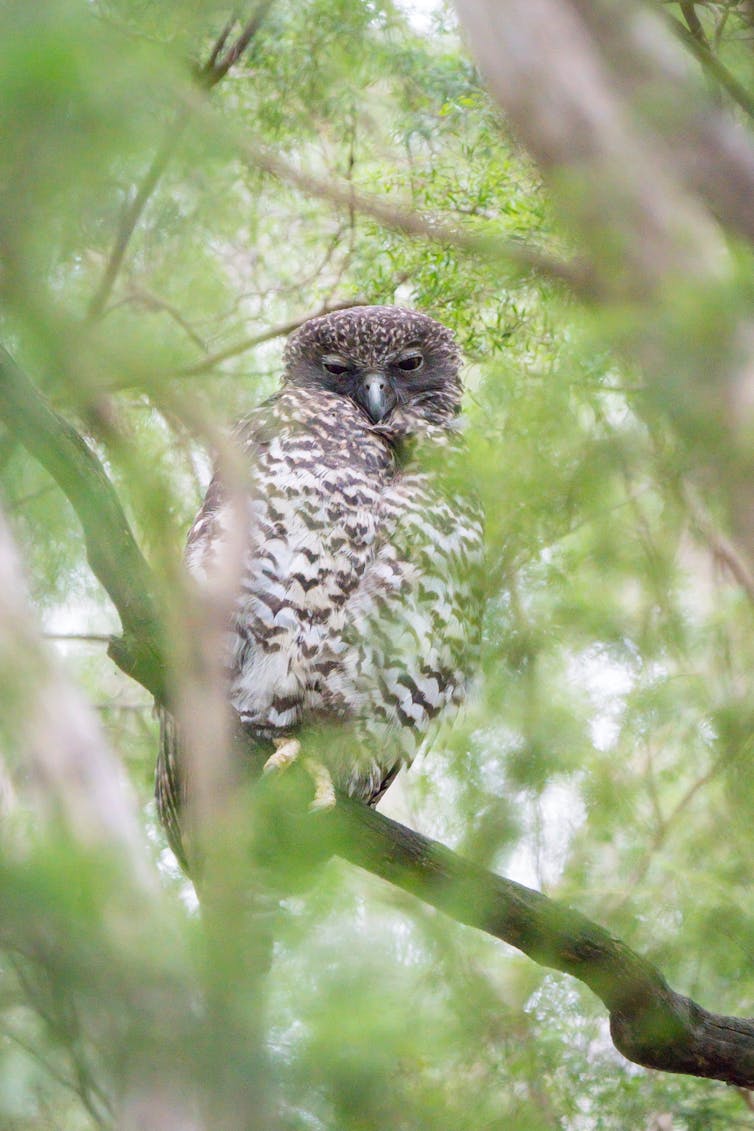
[395,0,445,33]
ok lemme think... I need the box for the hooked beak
[357,372,397,423]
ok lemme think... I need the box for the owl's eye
[397,352,423,372]
[322,356,350,376]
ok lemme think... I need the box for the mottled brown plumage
[157,306,484,869]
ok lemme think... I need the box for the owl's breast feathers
[183,385,484,804]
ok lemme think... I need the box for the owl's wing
[182,402,277,584]
[324,439,485,804]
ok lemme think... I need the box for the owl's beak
[358,372,396,423]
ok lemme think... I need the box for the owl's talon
[262,742,335,810]
[306,760,337,812]
[263,737,301,774]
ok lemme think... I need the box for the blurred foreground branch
[3,348,754,1088]
[0,506,150,871]
[177,87,589,295]
[0,346,164,697]
[454,0,754,570]
[0,505,207,1129]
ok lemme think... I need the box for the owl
[157,305,484,869]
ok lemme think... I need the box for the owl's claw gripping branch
[263,737,302,773]
[262,738,336,811]
[306,759,337,812]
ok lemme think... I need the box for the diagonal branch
[680,1,710,49]
[201,3,274,87]
[665,9,754,120]
[169,298,365,379]
[85,105,191,323]
[240,139,589,292]
[0,346,164,697]
[175,89,589,295]
[325,796,754,1088]
[246,146,580,282]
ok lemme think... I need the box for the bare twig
[170,298,366,378]
[116,285,209,351]
[258,154,583,287]
[174,86,587,293]
[236,138,587,291]
[680,1,710,48]
[87,5,273,322]
[86,106,191,323]
[665,10,754,119]
[682,480,754,604]
[204,10,238,72]
[608,749,729,915]
[201,3,273,87]
[43,633,113,643]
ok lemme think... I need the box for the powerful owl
[157,305,484,869]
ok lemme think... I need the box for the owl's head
[282,306,462,431]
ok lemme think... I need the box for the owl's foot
[263,737,301,773]
[305,759,336,812]
[263,739,336,811]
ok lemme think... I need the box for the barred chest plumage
[226,388,396,735]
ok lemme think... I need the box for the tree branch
[0,504,152,876]
[242,140,589,291]
[0,346,164,697]
[176,89,589,295]
[665,9,754,120]
[168,299,366,379]
[200,3,274,88]
[682,479,754,603]
[680,1,710,49]
[323,796,754,1088]
[85,106,191,323]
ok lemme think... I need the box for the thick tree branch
[0,346,163,697]
[328,798,754,1087]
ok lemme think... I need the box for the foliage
[1,1,754,1128]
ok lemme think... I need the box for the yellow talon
[263,737,301,773]
[306,760,336,812]
[262,738,335,810]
